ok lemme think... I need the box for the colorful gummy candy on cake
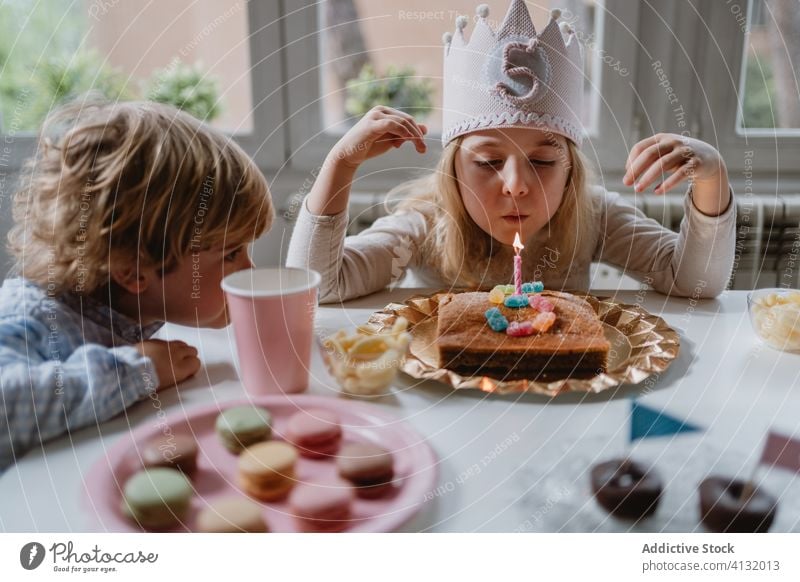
[437,283,610,380]
[485,282,557,336]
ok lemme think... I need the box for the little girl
[287,0,735,303]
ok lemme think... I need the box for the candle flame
[513,232,524,254]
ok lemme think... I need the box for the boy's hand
[329,106,428,170]
[136,339,201,390]
[623,134,726,195]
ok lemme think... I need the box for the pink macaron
[285,409,342,459]
[288,477,354,532]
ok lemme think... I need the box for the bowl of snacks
[747,288,800,352]
[322,317,411,397]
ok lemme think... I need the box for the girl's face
[454,127,572,246]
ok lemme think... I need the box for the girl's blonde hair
[8,99,272,296]
[394,136,594,287]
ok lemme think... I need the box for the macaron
[141,434,199,476]
[196,496,269,533]
[121,468,193,530]
[337,442,395,499]
[285,408,342,459]
[215,406,273,454]
[238,441,298,501]
[288,477,354,532]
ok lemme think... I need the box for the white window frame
[3,0,798,196]
[236,0,288,170]
[581,0,642,178]
[698,0,800,192]
[626,0,800,194]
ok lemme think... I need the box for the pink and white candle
[513,232,524,295]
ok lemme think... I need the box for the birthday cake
[437,284,610,380]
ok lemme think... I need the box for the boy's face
[148,242,255,329]
[454,127,571,247]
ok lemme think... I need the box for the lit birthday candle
[513,232,524,295]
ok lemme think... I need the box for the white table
[1,288,798,532]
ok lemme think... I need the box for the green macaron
[121,468,193,530]
[215,406,273,454]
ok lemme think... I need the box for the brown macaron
[141,434,199,477]
[336,442,395,499]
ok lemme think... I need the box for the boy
[0,100,273,469]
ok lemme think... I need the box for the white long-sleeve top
[286,185,737,304]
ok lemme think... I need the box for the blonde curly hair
[8,99,272,296]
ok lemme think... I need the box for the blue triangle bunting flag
[630,401,702,442]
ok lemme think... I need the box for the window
[0,0,284,169]
[285,0,639,180]
[0,0,252,134]
[318,0,601,134]
[739,0,800,133]
[696,0,800,184]
[2,0,799,190]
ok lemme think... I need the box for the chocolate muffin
[698,477,777,533]
[591,458,662,521]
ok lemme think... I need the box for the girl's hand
[623,134,726,195]
[306,106,428,216]
[329,106,428,170]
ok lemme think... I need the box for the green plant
[146,61,221,122]
[22,50,133,129]
[0,0,95,132]
[345,64,433,120]
[741,50,777,130]
[0,3,221,132]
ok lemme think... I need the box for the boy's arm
[0,317,159,469]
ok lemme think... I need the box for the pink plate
[83,395,437,532]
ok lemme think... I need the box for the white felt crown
[441,0,584,146]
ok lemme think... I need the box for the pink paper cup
[222,268,322,395]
